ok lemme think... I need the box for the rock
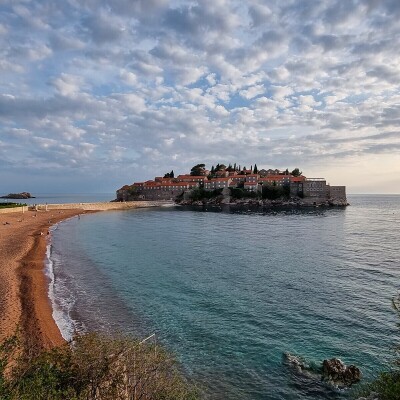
[355,392,379,400]
[1,192,34,199]
[322,358,361,387]
[284,352,308,372]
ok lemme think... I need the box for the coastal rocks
[284,353,311,373]
[322,358,361,387]
[328,199,350,206]
[283,353,361,390]
[1,192,34,199]
[355,393,379,400]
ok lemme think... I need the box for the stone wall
[117,188,185,201]
[303,180,327,197]
[329,186,347,201]
[29,200,173,212]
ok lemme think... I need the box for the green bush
[355,371,400,400]
[229,188,259,199]
[0,333,199,400]
[0,202,27,209]
[189,188,222,201]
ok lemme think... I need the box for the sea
[46,194,400,399]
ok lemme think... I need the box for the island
[116,163,348,207]
[1,192,35,199]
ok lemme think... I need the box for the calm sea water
[48,195,400,399]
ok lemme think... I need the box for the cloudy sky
[1,0,400,194]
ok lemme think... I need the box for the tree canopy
[190,164,206,176]
[291,168,302,177]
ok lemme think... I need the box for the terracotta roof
[290,176,305,182]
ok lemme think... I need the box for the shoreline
[0,201,167,350]
[0,209,84,349]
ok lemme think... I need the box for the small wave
[45,242,76,341]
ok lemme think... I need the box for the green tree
[215,164,226,172]
[254,164,258,174]
[291,168,302,177]
[190,163,206,176]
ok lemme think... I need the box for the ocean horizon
[47,194,400,399]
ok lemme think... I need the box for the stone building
[303,178,327,197]
[328,186,347,201]
[204,178,232,190]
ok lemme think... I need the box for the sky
[1,0,400,194]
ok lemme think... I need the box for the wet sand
[0,208,85,349]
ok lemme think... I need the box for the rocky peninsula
[116,163,348,207]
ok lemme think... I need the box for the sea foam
[45,225,77,341]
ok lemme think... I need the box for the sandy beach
[0,208,85,349]
[0,200,168,350]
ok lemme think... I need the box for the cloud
[1,0,400,193]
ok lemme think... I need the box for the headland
[116,164,348,206]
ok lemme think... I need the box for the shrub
[0,202,27,209]
[0,333,199,400]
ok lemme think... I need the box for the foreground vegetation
[354,295,400,399]
[0,333,199,400]
[0,202,27,209]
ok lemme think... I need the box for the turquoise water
[49,195,400,399]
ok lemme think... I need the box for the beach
[0,208,85,349]
[0,200,170,349]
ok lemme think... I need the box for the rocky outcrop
[322,358,361,387]
[1,192,34,199]
[355,393,379,400]
[283,353,361,390]
[284,353,311,373]
[328,199,350,206]
[178,197,349,208]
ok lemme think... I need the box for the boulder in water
[284,352,308,372]
[322,358,361,387]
